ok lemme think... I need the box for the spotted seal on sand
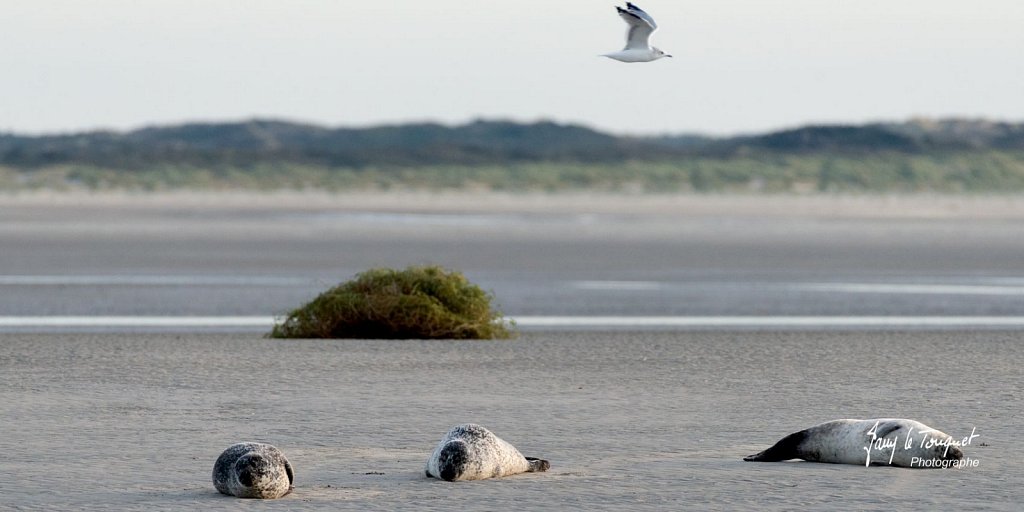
[744,418,965,468]
[425,424,550,481]
[213,442,294,498]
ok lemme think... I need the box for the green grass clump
[270,265,515,339]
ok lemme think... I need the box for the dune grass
[8,150,1024,193]
[270,265,515,339]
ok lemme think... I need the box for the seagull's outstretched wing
[626,2,658,30]
[616,4,657,50]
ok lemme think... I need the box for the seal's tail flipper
[525,457,550,472]
[743,430,808,462]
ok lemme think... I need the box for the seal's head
[232,452,292,499]
[213,443,293,499]
[436,441,470,481]
[937,442,964,462]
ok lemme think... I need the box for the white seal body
[212,442,294,498]
[425,424,550,481]
[745,418,965,468]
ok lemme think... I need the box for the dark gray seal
[425,424,550,481]
[744,418,965,468]
[212,442,294,498]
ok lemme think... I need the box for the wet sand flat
[3,192,1024,318]
[6,190,1024,219]
[1,331,1019,510]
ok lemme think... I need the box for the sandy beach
[1,192,1022,509]
[0,331,1019,510]
[6,190,1024,219]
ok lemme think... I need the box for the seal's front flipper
[525,457,550,472]
[285,459,295,485]
[744,430,808,462]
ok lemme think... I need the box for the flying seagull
[602,3,672,63]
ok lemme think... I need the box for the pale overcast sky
[2,0,1022,135]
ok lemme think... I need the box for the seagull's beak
[666,54,673,58]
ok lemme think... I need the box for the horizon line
[4,315,1024,332]
[4,114,1021,140]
